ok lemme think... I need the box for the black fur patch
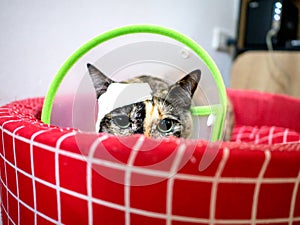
[131,102,146,134]
[99,102,146,135]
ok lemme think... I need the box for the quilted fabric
[1,90,300,225]
[228,89,300,133]
[232,125,300,144]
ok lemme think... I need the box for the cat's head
[87,63,201,138]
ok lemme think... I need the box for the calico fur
[87,63,234,140]
[88,63,200,138]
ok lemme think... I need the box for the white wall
[0,0,239,106]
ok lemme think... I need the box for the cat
[87,63,201,139]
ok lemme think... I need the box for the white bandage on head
[96,83,153,132]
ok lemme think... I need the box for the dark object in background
[244,0,298,49]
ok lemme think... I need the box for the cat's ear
[166,69,201,109]
[87,63,114,98]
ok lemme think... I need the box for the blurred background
[0,0,239,105]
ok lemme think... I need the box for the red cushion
[232,125,300,144]
[227,89,300,133]
[1,92,300,225]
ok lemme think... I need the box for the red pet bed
[0,89,300,225]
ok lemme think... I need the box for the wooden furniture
[230,51,300,98]
[232,1,300,98]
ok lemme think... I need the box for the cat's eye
[157,118,174,133]
[112,115,130,129]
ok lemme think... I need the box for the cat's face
[87,64,201,138]
[99,97,194,138]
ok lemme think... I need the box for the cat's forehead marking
[96,83,152,132]
[144,101,160,137]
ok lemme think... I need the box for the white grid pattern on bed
[1,112,300,225]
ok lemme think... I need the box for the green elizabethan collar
[41,24,227,141]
